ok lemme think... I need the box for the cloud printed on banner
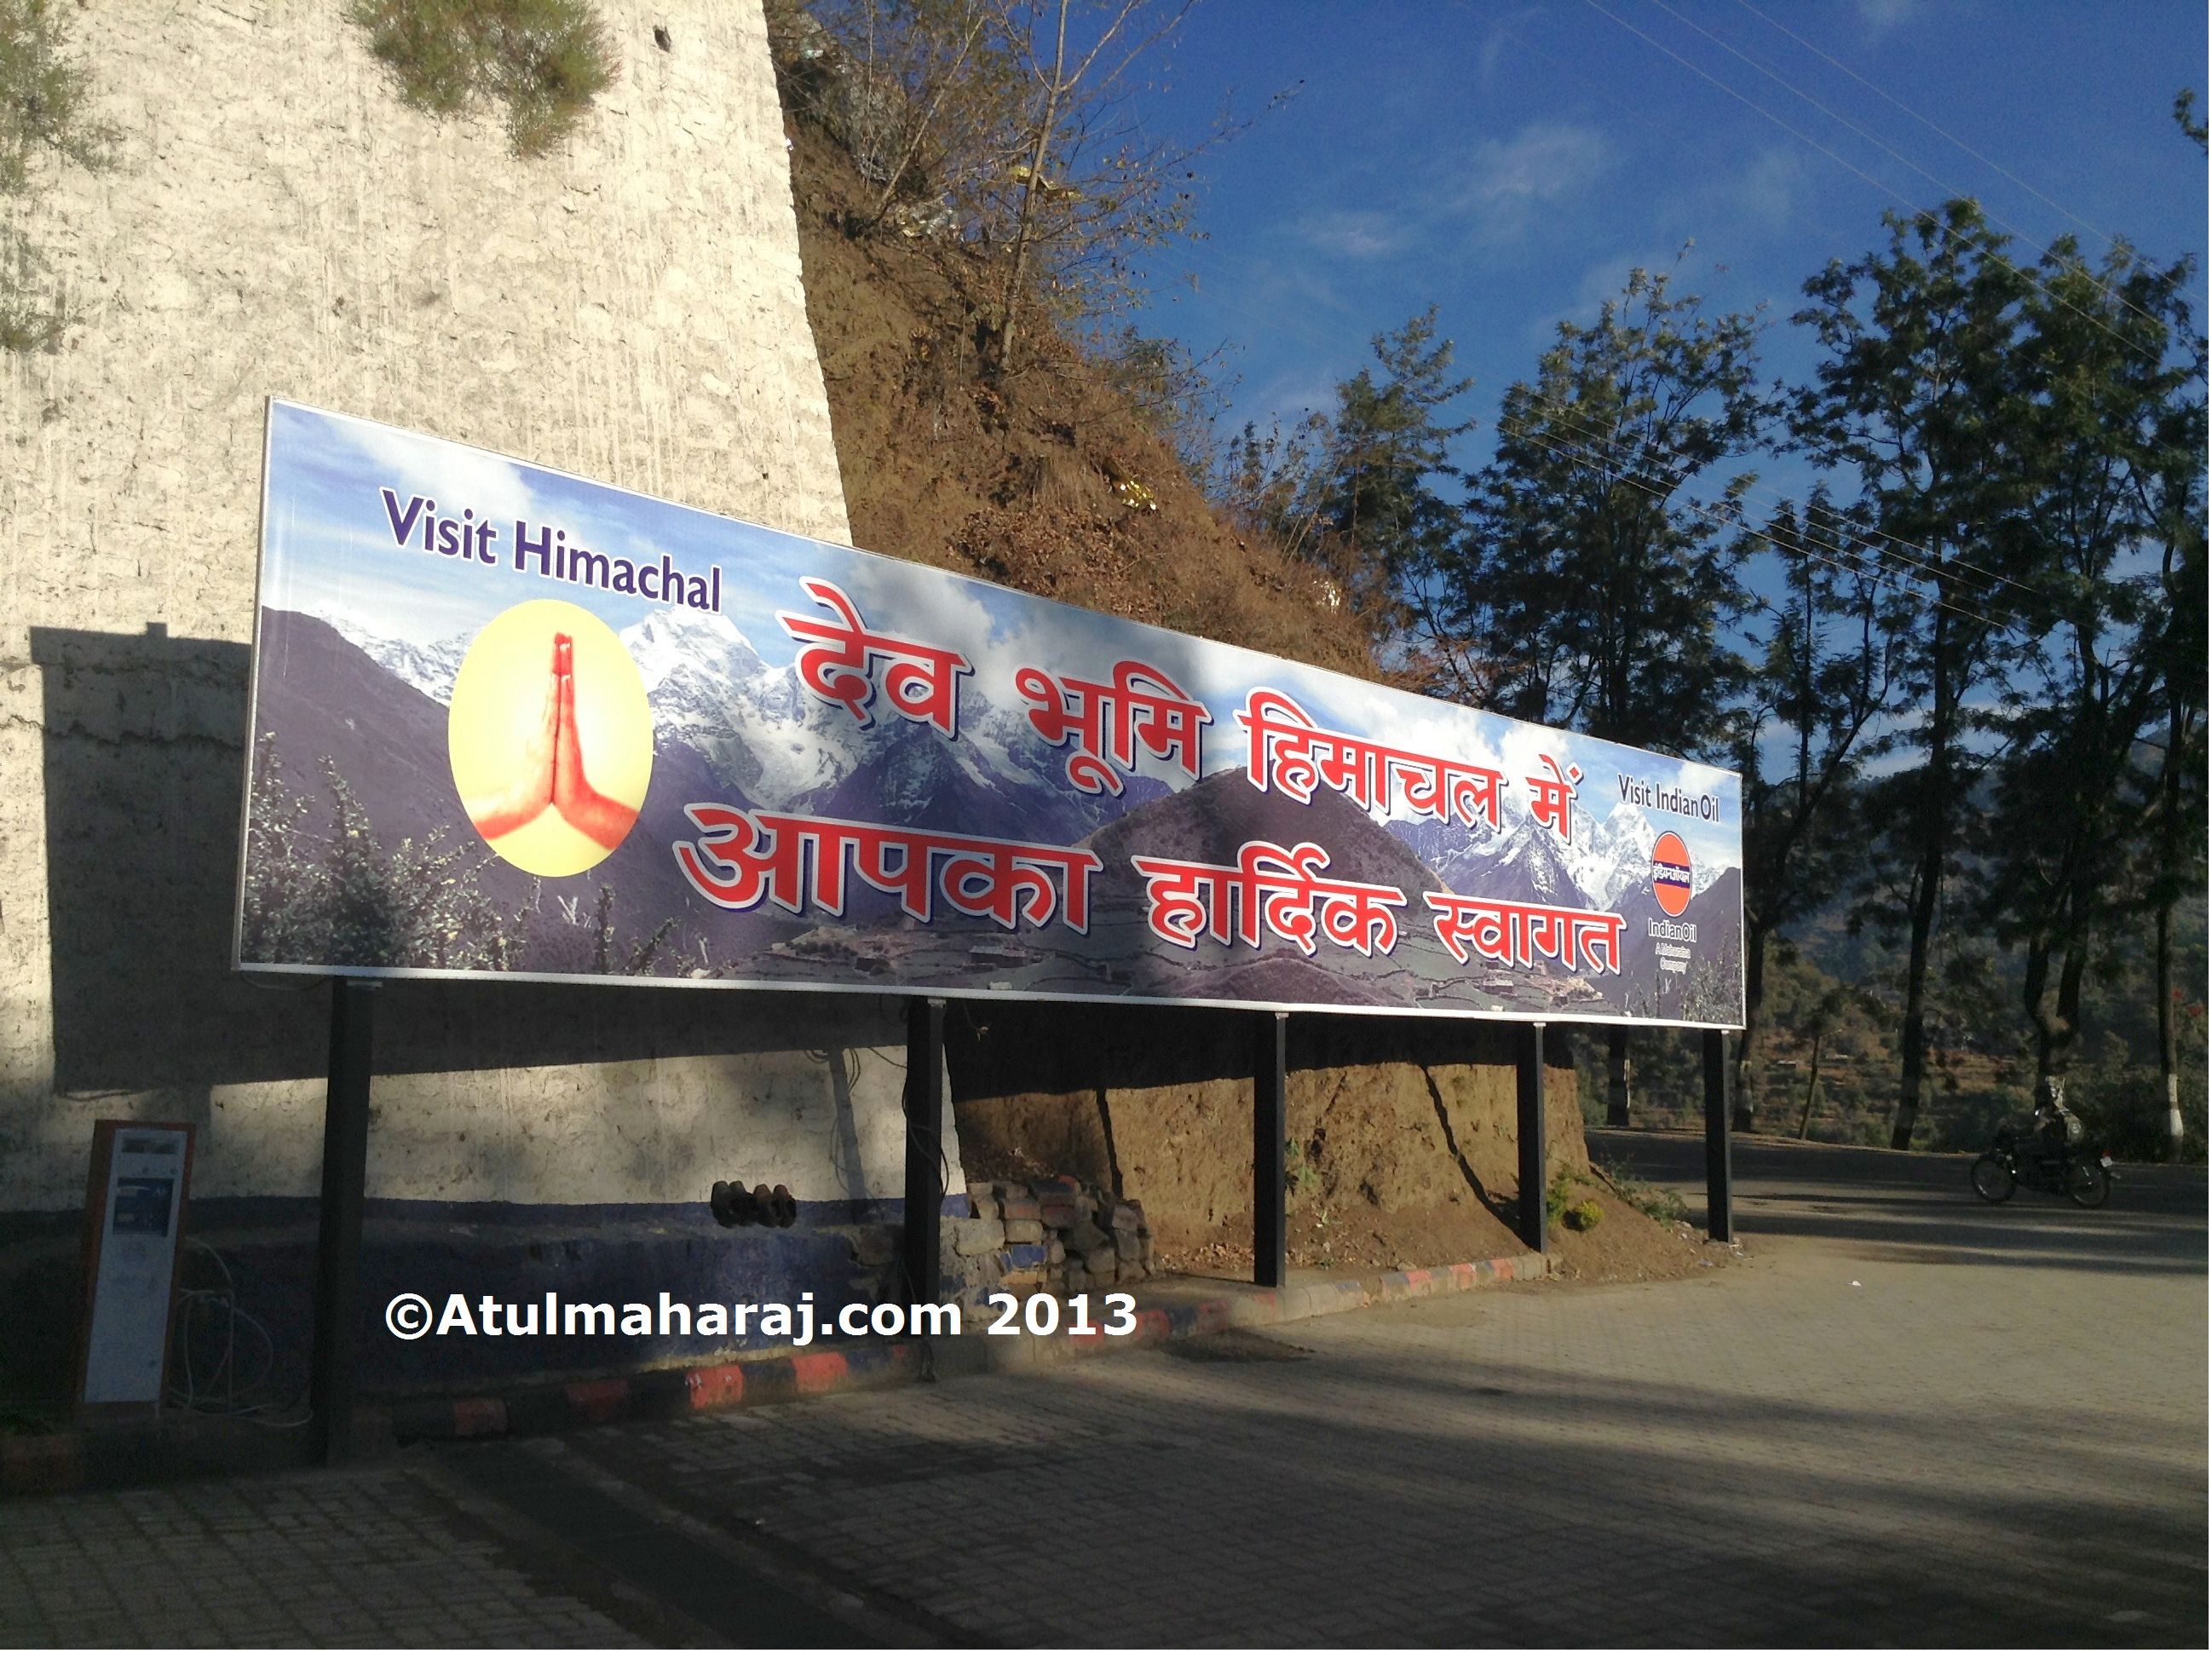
[261,400,1742,874]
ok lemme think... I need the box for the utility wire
[1729,0,2129,257]
[1642,0,2180,342]
[1580,0,2188,377]
[1168,229,2065,608]
[1491,395,2057,606]
[1491,408,1974,614]
[1489,412,2030,639]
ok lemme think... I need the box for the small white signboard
[78,1122,193,1414]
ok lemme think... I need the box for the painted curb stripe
[0,1248,1551,1481]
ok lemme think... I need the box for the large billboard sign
[236,401,1745,1028]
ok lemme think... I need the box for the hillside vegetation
[765,7,1708,1280]
[768,30,1374,677]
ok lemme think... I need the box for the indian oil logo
[1651,832,1693,918]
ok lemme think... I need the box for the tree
[1434,264,1771,1123]
[1094,324,1236,484]
[1212,413,1330,562]
[2175,89,2208,153]
[1208,309,1475,642]
[2128,304,2208,1151]
[1792,983,1854,1139]
[1790,199,2041,1150]
[792,0,1018,235]
[1434,263,1770,746]
[790,0,1279,375]
[2138,93,2208,1147]
[982,0,1271,375]
[1309,306,1476,633]
[1974,237,2199,1109]
[1730,489,1901,1129]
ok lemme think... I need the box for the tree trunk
[1605,1025,1631,1127]
[1732,928,1765,1132]
[1892,846,1941,1151]
[2052,937,2087,1080]
[2158,679,2186,1150]
[2157,901,2181,1149]
[1799,1031,1824,1139]
[992,0,1069,377]
[2021,930,2056,1082]
[1892,623,1954,1152]
[860,17,985,234]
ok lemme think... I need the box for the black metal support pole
[1703,1028,1734,1243]
[1516,1022,1548,1254]
[312,978,376,1467]
[1253,1011,1287,1288]
[903,996,948,1308]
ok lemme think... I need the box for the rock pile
[942,1176,1157,1306]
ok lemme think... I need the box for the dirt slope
[780,116,1376,677]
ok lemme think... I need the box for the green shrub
[1595,1166,1688,1227]
[0,226,64,352]
[347,0,617,158]
[0,0,112,354]
[0,0,108,194]
[1542,1167,1583,1233]
[1563,1198,1603,1232]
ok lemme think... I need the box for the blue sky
[1126,0,2207,489]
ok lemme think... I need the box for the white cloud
[1296,210,1407,261]
[1856,0,1919,35]
[1477,9,1547,89]
[1455,121,1611,229]
[1729,147,1805,227]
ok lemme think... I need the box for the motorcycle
[1970,1124,2114,1208]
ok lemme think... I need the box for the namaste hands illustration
[464,635,641,850]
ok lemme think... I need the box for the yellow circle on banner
[446,599,654,877]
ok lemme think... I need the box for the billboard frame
[232,399,1748,1034]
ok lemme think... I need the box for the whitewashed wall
[0,1,957,1211]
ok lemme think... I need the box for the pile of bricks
[942,1177,1157,1306]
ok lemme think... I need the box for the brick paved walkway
[0,1467,647,1647]
[3,1142,2202,1646]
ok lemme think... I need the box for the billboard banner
[237,400,1744,1028]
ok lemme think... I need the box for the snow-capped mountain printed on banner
[625,603,1162,837]
[320,602,1162,844]
[320,612,471,703]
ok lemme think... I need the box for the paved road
[3,1137,2202,1647]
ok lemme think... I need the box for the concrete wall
[0,0,957,1222]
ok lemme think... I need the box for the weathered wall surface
[0,1,945,1215]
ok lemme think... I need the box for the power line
[1728,0,2128,258]
[1579,0,2188,377]
[1489,412,2030,638]
[1501,421,2019,644]
[1642,0,2180,343]
[1490,392,2055,605]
